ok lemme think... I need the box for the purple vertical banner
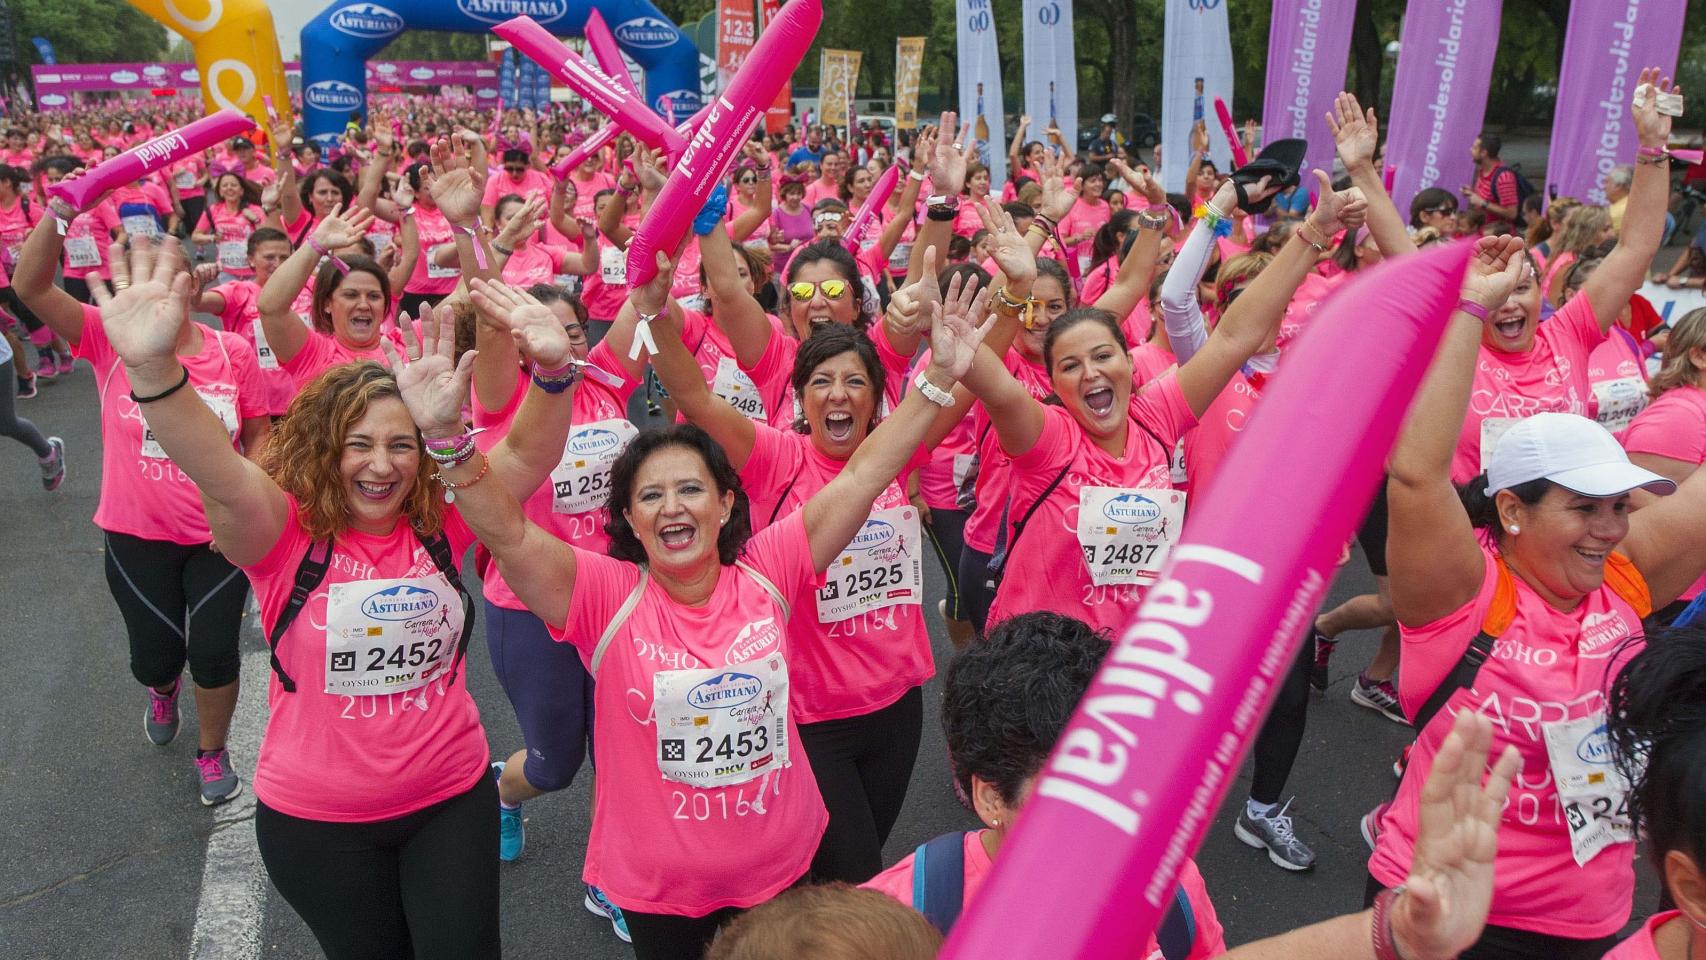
[1546,0,1686,206]
[1261,0,1355,181]
[1383,0,1503,219]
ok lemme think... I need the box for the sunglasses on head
[788,279,849,302]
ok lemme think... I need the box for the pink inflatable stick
[1214,97,1249,169]
[625,0,822,296]
[938,240,1473,960]
[582,8,636,96]
[551,123,620,181]
[842,161,902,253]
[47,109,251,214]
[494,17,685,156]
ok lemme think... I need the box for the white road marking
[188,648,268,960]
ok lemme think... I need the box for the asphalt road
[0,342,1657,959]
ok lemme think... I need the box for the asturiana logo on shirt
[1578,610,1630,660]
[851,518,895,550]
[726,617,780,664]
[687,672,762,710]
[1103,493,1162,526]
[361,584,440,621]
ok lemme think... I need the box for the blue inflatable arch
[300,0,702,144]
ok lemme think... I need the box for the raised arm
[699,214,774,371]
[14,205,89,344]
[270,123,304,231]
[870,165,924,260]
[1620,463,1706,608]
[386,201,419,293]
[1089,192,1166,321]
[1582,68,1677,331]
[802,280,992,571]
[1006,115,1031,172]
[729,141,774,241]
[256,205,374,365]
[90,239,287,566]
[1328,92,1417,260]
[1387,238,1527,626]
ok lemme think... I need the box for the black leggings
[955,544,996,635]
[623,906,741,960]
[103,531,247,689]
[0,355,50,457]
[1249,632,1313,806]
[1362,874,1619,959]
[256,770,500,960]
[63,277,91,305]
[923,507,968,621]
[802,685,925,884]
[0,286,45,336]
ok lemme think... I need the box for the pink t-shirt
[1621,385,1706,601]
[169,156,205,198]
[678,307,786,424]
[245,500,488,822]
[62,201,121,280]
[199,201,263,278]
[0,194,42,286]
[405,206,460,296]
[1060,196,1111,269]
[551,513,829,915]
[738,425,933,722]
[279,327,394,390]
[213,279,296,415]
[499,241,569,288]
[803,178,840,208]
[1182,371,1262,498]
[918,416,977,512]
[1601,911,1675,959]
[1453,294,1606,484]
[985,374,1197,635]
[568,170,614,219]
[863,834,1225,960]
[1585,328,1649,439]
[73,305,266,543]
[482,168,553,208]
[1369,543,1646,939]
[577,235,628,321]
[471,344,638,610]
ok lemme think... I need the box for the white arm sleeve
[1159,220,1214,364]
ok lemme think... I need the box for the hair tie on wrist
[129,366,191,404]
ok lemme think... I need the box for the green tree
[13,0,167,64]
[375,30,490,61]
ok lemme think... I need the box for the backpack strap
[911,831,969,936]
[985,457,1072,589]
[266,539,335,693]
[590,565,650,675]
[1156,886,1198,960]
[765,475,799,528]
[734,560,791,621]
[1411,560,1517,730]
[416,530,476,688]
[1603,551,1652,619]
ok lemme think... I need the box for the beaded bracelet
[433,453,490,504]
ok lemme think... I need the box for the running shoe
[1393,743,1412,781]
[145,680,180,745]
[1233,799,1316,871]
[39,437,65,491]
[196,748,242,806]
[1360,801,1389,851]
[35,348,57,379]
[1350,674,1409,725]
[54,350,74,374]
[492,762,525,862]
[1308,628,1335,694]
[584,884,633,944]
[15,374,36,399]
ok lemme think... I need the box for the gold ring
[114,281,130,290]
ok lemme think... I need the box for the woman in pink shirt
[192,227,296,416]
[1621,307,1706,625]
[1602,630,1706,960]
[38,156,126,306]
[191,173,265,279]
[14,236,269,807]
[431,270,990,959]
[99,265,576,959]
[1059,163,1112,272]
[951,162,993,239]
[257,207,398,390]
[487,194,596,289]
[1379,225,1706,958]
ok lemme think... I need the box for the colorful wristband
[1456,299,1490,321]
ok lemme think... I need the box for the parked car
[1079,113,1159,151]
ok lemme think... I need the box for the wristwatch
[925,194,960,212]
[1136,210,1169,231]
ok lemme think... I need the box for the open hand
[91,238,193,375]
[929,112,975,196]
[926,266,995,382]
[310,204,376,251]
[382,306,474,439]
[973,197,1036,286]
[1326,91,1380,174]
[1460,235,1529,311]
[469,279,575,368]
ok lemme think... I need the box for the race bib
[1591,378,1647,434]
[1542,711,1634,867]
[550,417,638,514]
[1076,487,1186,586]
[252,317,278,370]
[141,387,237,459]
[65,234,100,268]
[599,245,627,286]
[367,230,393,255]
[952,453,976,500]
[122,214,161,240]
[654,656,790,788]
[426,242,459,279]
[173,169,195,190]
[815,506,923,622]
[1170,438,1188,487]
[323,573,461,695]
[217,240,247,271]
[711,357,767,421]
[887,241,913,274]
[1478,417,1517,471]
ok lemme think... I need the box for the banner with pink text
[1382,0,1503,218]
[1546,0,1686,206]
[1261,0,1355,185]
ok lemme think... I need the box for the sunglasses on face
[788,279,849,302]
[1423,205,1457,216]
[736,175,757,185]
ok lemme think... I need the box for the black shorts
[1355,475,1390,578]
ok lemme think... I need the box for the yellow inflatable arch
[126,0,291,129]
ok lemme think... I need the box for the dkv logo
[1103,493,1162,526]
[305,80,364,111]
[360,584,440,621]
[614,16,678,48]
[686,672,763,710]
[330,3,406,39]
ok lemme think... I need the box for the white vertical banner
[1161,0,1234,193]
[956,0,1008,188]
[1022,0,1077,151]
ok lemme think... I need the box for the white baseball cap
[1486,412,1675,497]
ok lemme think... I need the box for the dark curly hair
[1608,626,1706,872]
[788,323,885,436]
[603,424,753,566]
[943,611,1111,805]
